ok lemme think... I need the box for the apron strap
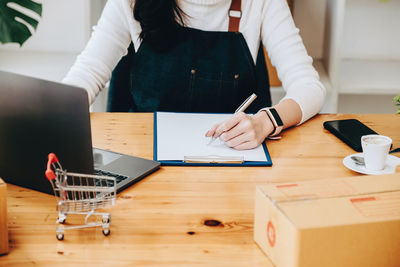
[228,0,242,32]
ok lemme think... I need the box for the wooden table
[1,113,399,266]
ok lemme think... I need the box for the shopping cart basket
[45,153,116,240]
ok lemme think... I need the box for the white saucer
[343,153,400,175]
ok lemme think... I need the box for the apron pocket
[188,69,240,113]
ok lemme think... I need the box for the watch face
[269,108,283,126]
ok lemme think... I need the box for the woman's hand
[205,111,274,150]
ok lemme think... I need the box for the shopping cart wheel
[56,233,64,240]
[102,229,110,236]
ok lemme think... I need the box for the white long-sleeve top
[63,0,326,124]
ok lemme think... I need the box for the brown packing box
[0,178,8,255]
[254,173,400,267]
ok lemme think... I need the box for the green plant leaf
[0,0,42,46]
[392,94,400,114]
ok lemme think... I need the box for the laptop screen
[0,71,94,194]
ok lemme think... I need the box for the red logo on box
[350,196,376,203]
[276,184,298,189]
[267,221,276,247]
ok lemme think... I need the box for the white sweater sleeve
[62,0,134,104]
[261,0,326,124]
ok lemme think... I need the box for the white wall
[0,0,107,111]
[0,0,106,81]
[342,0,400,60]
[1,0,92,53]
[338,94,398,114]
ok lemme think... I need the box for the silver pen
[235,93,258,113]
[208,93,257,145]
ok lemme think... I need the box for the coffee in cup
[361,135,392,171]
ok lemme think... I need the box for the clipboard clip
[184,155,244,164]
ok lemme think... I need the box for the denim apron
[107,27,271,114]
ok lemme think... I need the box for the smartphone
[323,119,378,152]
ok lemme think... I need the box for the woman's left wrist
[254,111,274,139]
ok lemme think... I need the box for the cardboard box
[0,178,8,255]
[254,174,400,267]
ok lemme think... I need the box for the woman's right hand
[205,111,274,150]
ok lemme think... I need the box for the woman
[63,0,325,150]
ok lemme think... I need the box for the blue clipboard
[153,112,272,166]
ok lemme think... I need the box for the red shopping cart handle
[45,153,59,181]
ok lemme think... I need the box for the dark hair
[133,0,185,52]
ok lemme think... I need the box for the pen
[235,93,257,113]
[208,93,257,145]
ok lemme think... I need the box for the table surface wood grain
[1,113,399,266]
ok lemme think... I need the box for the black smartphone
[323,119,378,152]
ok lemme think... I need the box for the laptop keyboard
[94,169,129,184]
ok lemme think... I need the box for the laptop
[0,71,160,194]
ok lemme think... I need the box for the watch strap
[259,107,284,137]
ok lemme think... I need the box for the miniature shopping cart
[45,153,116,240]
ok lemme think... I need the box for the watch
[260,107,284,137]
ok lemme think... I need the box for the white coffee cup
[361,135,392,171]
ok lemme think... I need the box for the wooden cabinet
[263,0,294,87]
[0,179,8,255]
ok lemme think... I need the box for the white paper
[156,112,269,162]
